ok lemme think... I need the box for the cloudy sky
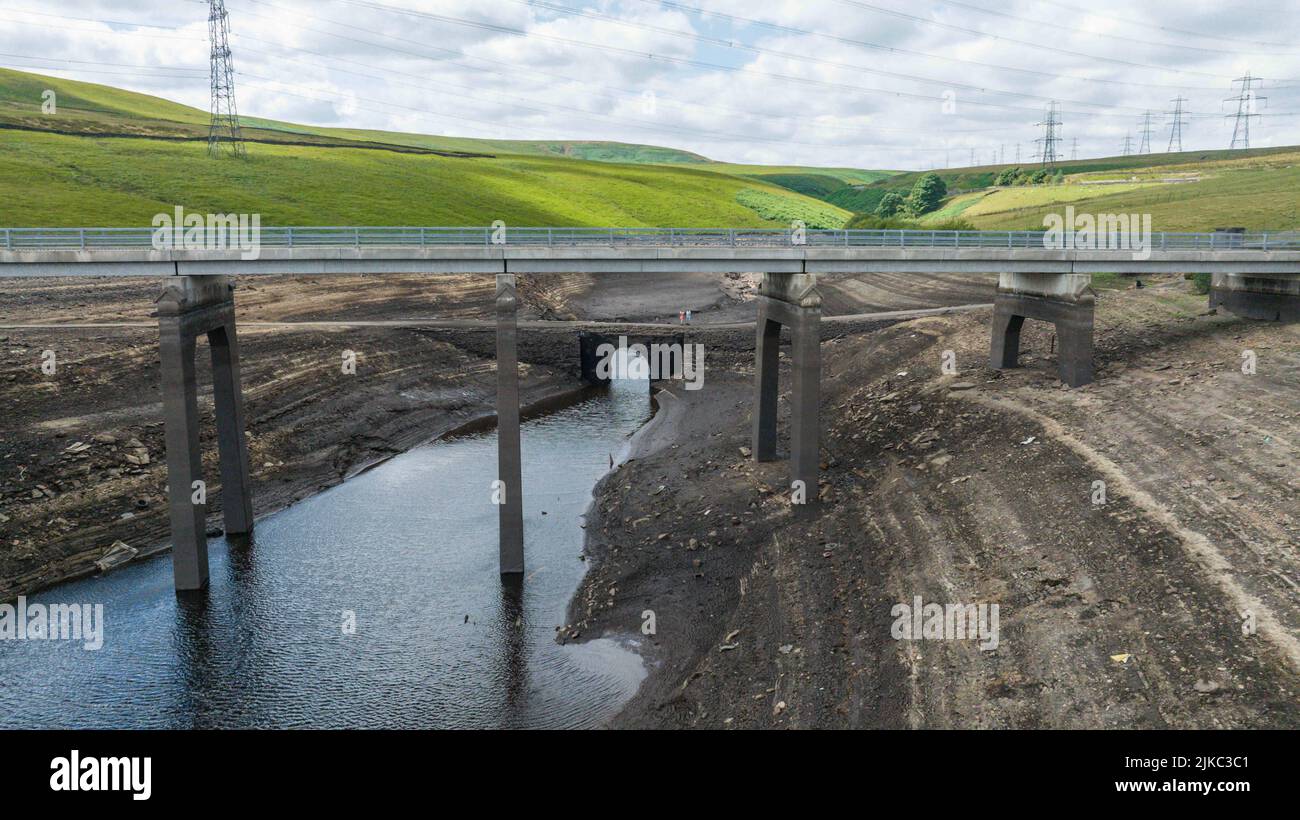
[3,0,1298,169]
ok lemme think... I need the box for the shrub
[845,213,975,231]
[906,172,948,215]
[875,192,906,217]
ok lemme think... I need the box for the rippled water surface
[0,380,651,728]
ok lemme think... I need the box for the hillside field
[868,148,1300,232]
[0,68,877,228]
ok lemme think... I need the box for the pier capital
[760,272,820,309]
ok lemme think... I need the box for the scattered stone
[948,382,976,391]
[738,446,751,458]
[92,433,117,444]
[95,540,138,572]
[1194,679,1221,694]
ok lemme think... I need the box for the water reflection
[0,377,650,728]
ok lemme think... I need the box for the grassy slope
[0,68,871,227]
[2,68,886,173]
[829,144,1300,231]
[0,129,856,227]
[914,151,1300,232]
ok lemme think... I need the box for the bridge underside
[5,245,1300,278]
[1210,271,1300,322]
[66,264,1299,591]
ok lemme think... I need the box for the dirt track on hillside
[570,276,1300,728]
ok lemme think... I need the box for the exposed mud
[0,274,579,598]
[570,275,1300,728]
[11,268,1290,731]
[0,270,984,600]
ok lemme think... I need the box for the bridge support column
[1209,272,1300,322]
[990,272,1094,388]
[496,273,524,576]
[157,275,254,592]
[752,273,821,503]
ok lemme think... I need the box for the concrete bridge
[3,226,1298,592]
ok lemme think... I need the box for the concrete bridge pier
[1209,272,1300,322]
[157,275,254,591]
[496,273,525,576]
[753,272,822,503]
[990,272,1095,388]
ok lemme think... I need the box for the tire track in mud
[961,390,1300,675]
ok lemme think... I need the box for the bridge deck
[2,227,1298,276]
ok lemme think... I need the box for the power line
[827,0,1242,81]
[1226,74,1267,149]
[1034,101,1062,166]
[324,0,1280,121]
[1026,0,1300,51]
[620,0,1227,93]
[327,0,1204,117]
[207,0,245,158]
[1138,110,1156,154]
[1121,133,1135,156]
[929,0,1300,59]
[1167,96,1189,152]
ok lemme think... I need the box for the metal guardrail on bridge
[2,227,1299,252]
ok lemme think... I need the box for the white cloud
[2,0,1296,168]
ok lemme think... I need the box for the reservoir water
[0,377,652,728]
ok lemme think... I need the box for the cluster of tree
[874,172,948,218]
[993,167,1066,187]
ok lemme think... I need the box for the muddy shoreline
[571,279,1300,729]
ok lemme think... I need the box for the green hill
[0,68,881,228]
[0,68,886,228]
[854,147,1300,232]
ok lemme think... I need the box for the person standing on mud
[685,310,692,324]
[679,309,685,324]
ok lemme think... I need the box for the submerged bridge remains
[3,226,1298,591]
